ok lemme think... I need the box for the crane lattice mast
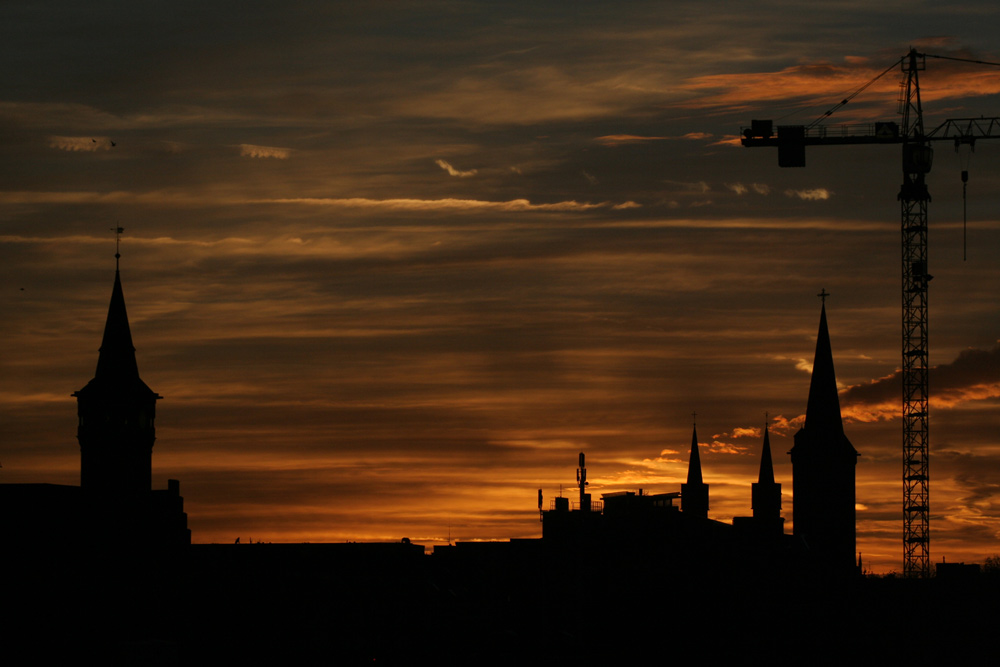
[741,49,1000,577]
[898,51,931,578]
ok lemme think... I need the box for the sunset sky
[3,3,1000,573]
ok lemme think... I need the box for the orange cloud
[678,56,1000,116]
[239,144,291,159]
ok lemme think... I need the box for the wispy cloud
[239,144,291,159]
[594,134,667,146]
[0,190,630,213]
[664,180,710,194]
[269,196,621,212]
[785,188,830,200]
[595,133,709,147]
[49,136,112,152]
[435,159,477,177]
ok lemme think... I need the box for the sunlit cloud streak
[0,191,627,212]
[678,55,1000,115]
[785,188,831,201]
[239,144,291,159]
[435,159,477,177]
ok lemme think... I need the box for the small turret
[751,422,783,535]
[681,421,709,519]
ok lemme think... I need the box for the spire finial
[692,410,697,428]
[112,226,124,270]
[818,288,829,304]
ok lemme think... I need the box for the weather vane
[112,225,124,269]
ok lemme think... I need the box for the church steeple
[681,420,709,519]
[790,293,859,572]
[74,252,161,498]
[752,423,782,533]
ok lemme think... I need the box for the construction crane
[741,49,1000,577]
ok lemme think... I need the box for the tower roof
[758,424,775,485]
[687,424,703,485]
[804,303,844,434]
[95,269,139,381]
[791,299,857,459]
[76,268,159,399]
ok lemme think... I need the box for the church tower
[790,296,859,571]
[751,423,783,536]
[681,422,709,519]
[73,253,161,500]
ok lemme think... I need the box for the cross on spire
[817,288,829,304]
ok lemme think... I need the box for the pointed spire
[804,301,845,434]
[687,422,703,485]
[758,423,775,485]
[94,268,140,382]
[682,417,709,519]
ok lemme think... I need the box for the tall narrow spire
[804,302,845,434]
[790,296,859,572]
[687,423,703,485]
[757,423,775,485]
[682,420,709,519]
[94,268,141,383]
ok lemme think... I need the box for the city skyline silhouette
[3,4,1000,576]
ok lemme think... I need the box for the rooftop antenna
[577,452,589,511]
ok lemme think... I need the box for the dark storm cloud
[842,342,1000,421]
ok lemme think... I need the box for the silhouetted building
[75,265,161,499]
[681,423,709,519]
[538,300,864,576]
[2,259,189,550]
[789,301,858,571]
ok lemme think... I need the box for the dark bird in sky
[110,141,116,147]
